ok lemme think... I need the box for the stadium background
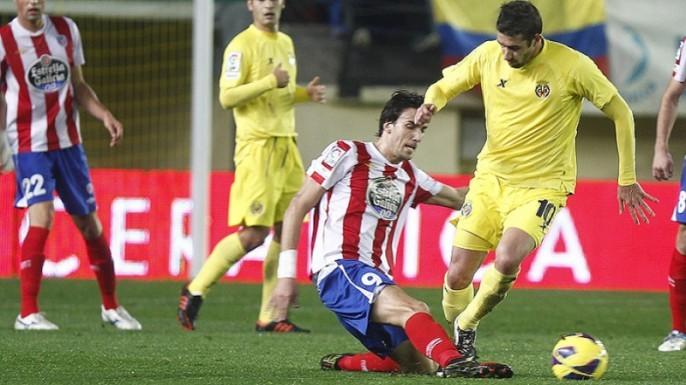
[1,0,686,290]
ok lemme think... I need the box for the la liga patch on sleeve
[224,51,242,80]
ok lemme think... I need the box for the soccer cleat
[14,313,59,330]
[320,353,353,370]
[101,306,142,330]
[455,324,478,360]
[437,358,514,378]
[255,319,310,333]
[658,330,686,352]
[177,284,203,331]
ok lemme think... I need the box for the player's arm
[0,93,13,172]
[219,62,289,108]
[424,185,468,210]
[601,94,658,224]
[653,78,686,180]
[270,178,326,321]
[71,65,123,147]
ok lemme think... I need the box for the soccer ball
[551,333,608,380]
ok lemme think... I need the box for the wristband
[277,249,297,278]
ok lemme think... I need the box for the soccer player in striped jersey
[652,36,686,352]
[414,0,656,360]
[269,90,512,378]
[0,0,141,330]
[177,0,325,332]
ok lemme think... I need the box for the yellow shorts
[229,137,304,227]
[454,173,568,251]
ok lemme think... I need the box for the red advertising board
[0,170,677,291]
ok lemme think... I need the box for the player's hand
[617,183,658,225]
[273,63,290,88]
[414,103,436,126]
[652,149,673,181]
[103,111,123,147]
[269,277,299,321]
[307,76,326,103]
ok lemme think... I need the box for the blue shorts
[13,145,96,215]
[315,259,408,356]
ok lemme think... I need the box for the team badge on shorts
[250,201,264,216]
[367,177,402,220]
[461,201,472,217]
[535,82,551,98]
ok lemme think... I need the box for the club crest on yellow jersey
[535,81,551,98]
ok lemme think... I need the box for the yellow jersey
[426,39,629,193]
[219,24,309,141]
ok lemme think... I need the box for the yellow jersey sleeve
[219,36,277,109]
[570,54,617,110]
[425,42,485,110]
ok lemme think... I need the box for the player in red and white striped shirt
[0,0,140,330]
[653,36,686,352]
[269,91,512,378]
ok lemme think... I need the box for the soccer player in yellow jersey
[177,0,325,332]
[414,0,657,358]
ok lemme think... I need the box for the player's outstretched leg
[320,352,400,372]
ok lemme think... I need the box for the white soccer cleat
[101,306,142,330]
[14,313,59,330]
[658,330,686,352]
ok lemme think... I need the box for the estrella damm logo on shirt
[26,54,69,93]
[535,81,551,99]
[367,177,402,221]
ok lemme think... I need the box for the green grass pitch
[0,279,682,384]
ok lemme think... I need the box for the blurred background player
[652,35,686,352]
[177,0,325,332]
[1,0,141,330]
[270,90,512,378]
[414,0,656,359]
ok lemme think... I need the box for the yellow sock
[442,273,474,323]
[257,241,280,323]
[457,265,518,330]
[188,233,246,296]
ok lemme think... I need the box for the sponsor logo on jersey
[26,54,69,93]
[225,51,242,80]
[367,177,402,220]
[288,54,296,67]
[535,82,550,98]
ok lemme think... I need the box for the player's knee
[407,300,430,315]
[494,249,524,275]
[445,265,472,290]
[238,227,270,251]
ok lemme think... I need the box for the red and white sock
[669,248,686,332]
[404,312,462,367]
[20,226,49,317]
[86,234,118,310]
[338,352,400,372]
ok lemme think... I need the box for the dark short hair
[377,90,424,137]
[496,1,542,42]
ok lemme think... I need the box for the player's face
[248,0,284,32]
[497,32,541,68]
[382,108,427,163]
[15,0,44,24]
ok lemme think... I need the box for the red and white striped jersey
[307,140,443,277]
[673,37,686,82]
[0,15,84,153]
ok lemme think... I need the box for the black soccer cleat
[255,319,311,333]
[177,284,203,331]
[455,325,478,360]
[438,358,514,379]
[320,353,353,370]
